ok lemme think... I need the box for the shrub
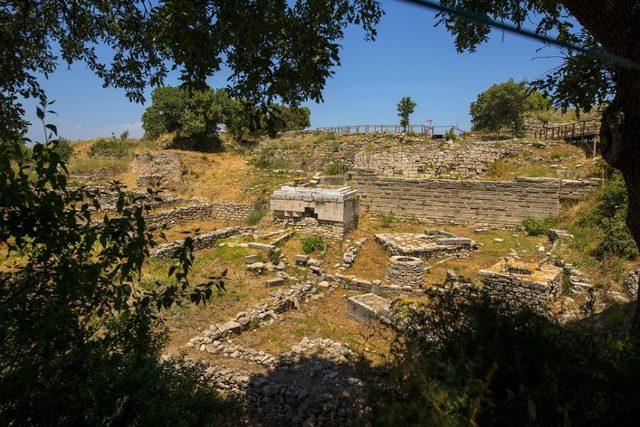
[577,170,637,260]
[374,296,640,425]
[246,203,266,225]
[301,236,327,254]
[444,127,458,141]
[249,151,291,170]
[52,137,74,162]
[522,216,556,236]
[595,213,638,260]
[2,108,233,424]
[380,212,396,228]
[325,161,350,175]
[88,137,128,158]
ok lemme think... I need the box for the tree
[2,2,381,419]
[397,96,417,131]
[0,1,382,142]
[142,86,228,149]
[432,0,640,332]
[470,79,544,135]
[1,104,232,423]
[141,86,312,144]
[223,101,311,141]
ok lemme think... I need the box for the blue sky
[25,1,564,141]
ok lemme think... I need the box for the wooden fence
[533,120,601,157]
[315,124,464,137]
[533,120,600,141]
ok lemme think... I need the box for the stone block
[245,254,260,264]
[346,293,391,323]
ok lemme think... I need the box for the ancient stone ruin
[347,293,391,323]
[131,151,184,187]
[375,230,476,259]
[479,260,563,312]
[270,186,359,239]
[385,256,425,289]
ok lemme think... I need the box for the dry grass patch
[234,289,394,363]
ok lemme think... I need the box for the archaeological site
[5,2,640,424]
[36,117,634,425]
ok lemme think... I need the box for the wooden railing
[533,120,601,158]
[315,124,465,137]
[533,120,601,141]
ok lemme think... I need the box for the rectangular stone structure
[479,260,563,312]
[349,170,599,227]
[375,231,476,259]
[270,186,359,239]
[346,293,391,323]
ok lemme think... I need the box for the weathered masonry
[348,170,599,227]
[270,186,359,239]
[479,260,563,313]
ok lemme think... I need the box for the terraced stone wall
[349,170,599,227]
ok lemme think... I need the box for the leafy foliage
[374,296,640,425]
[224,101,311,142]
[1,0,382,140]
[301,236,327,254]
[577,167,638,261]
[522,216,556,236]
[87,136,129,158]
[51,137,74,162]
[325,161,351,175]
[380,212,396,228]
[247,203,267,225]
[142,86,312,146]
[0,105,231,424]
[142,86,228,150]
[470,79,547,135]
[397,96,417,131]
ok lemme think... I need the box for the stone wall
[151,226,254,259]
[479,262,563,313]
[145,202,252,229]
[348,170,599,227]
[353,139,521,179]
[255,136,521,178]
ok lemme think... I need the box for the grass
[68,155,132,172]
[485,141,597,180]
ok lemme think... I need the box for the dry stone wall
[353,140,521,179]
[151,226,254,259]
[255,137,521,178]
[145,202,252,229]
[349,170,599,227]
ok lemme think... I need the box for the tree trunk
[562,0,640,333]
[600,69,640,333]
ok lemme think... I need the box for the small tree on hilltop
[397,96,417,132]
[470,79,546,136]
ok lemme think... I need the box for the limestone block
[346,293,391,323]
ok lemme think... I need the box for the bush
[246,203,266,225]
[301,236,327,254]
[380,212,396,228]
[249,151,291,170]
[595,213,638,260]
[325,161,350,175]
[577,170,638,260]
[374,296,640,425]
[1,108,234,424]
[88,137,128,158]
[444,127,458,141]
[52,137,74,162]
[522,216,556,236]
